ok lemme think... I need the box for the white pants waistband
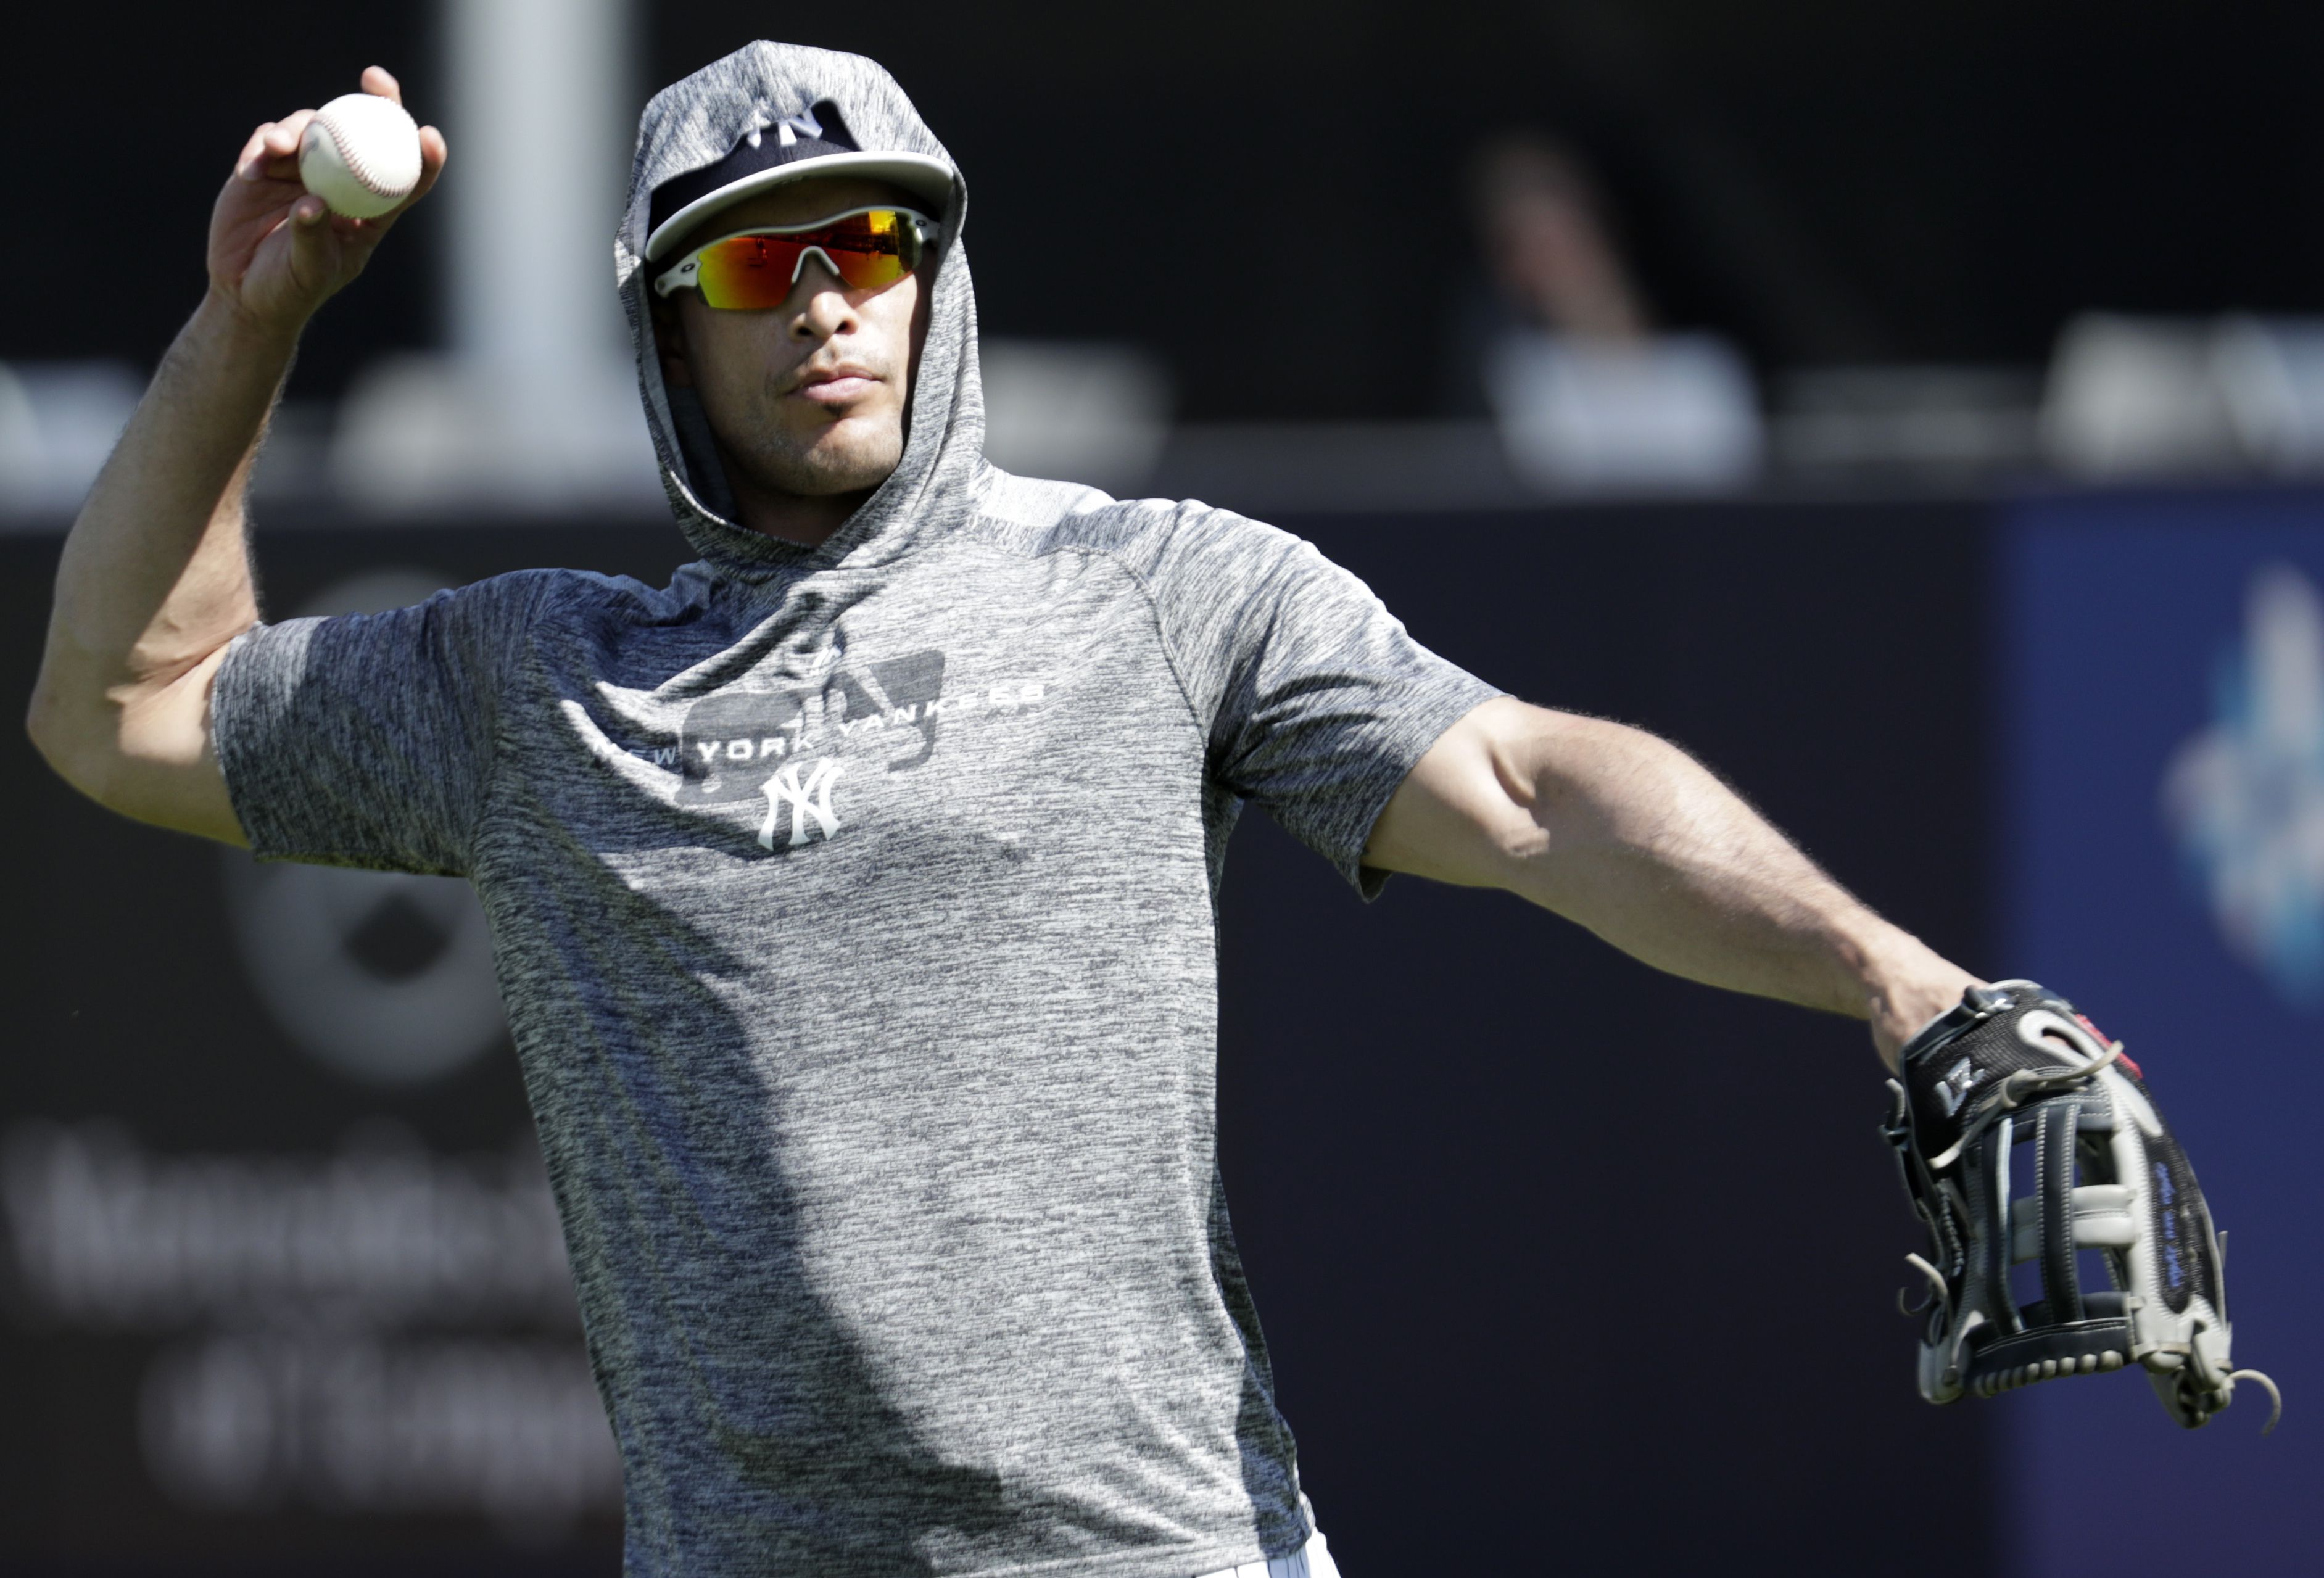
[1196,1529,1339,1578]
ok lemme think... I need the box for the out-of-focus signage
[2161,562,2324,1009]
[6,1119,613,1524]
[1998,494,2324,1576]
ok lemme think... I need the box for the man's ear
[651,295,695,389]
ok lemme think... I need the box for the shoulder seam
[957,511,1212,745]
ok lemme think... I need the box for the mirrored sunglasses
[651,207,935,309]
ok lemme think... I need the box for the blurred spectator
[1474,136,1651,345]
[1451,134,1761,492]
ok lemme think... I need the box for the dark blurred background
[16,1,2324,411]
[7,4,2324,1575]
[16,0,2324,508]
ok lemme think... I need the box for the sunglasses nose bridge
[789,244,844,289]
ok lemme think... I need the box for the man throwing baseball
[30,45,1983,1578]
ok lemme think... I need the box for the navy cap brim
[644,150,954,262]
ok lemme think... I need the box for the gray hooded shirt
[212,42,1499,1578]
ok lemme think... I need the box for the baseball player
[31,44,1986,1577]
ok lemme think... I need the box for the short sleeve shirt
[213,482,1500,1578]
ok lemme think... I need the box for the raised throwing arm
[24,67,446,842]
[1363,697,1979,1067]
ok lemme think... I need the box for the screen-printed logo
[632,649,1049,853]
[761,758,846,849]
[672,650,946,807]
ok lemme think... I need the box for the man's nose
[790,252,858,338]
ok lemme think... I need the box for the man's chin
[745,426,904,498]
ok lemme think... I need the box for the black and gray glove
[1882,980,2278,1431]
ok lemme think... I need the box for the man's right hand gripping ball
[209,65,446,339]
[1883,981,2280,1432]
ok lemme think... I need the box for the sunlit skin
[651,176,933,547]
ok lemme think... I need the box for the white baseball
[298,93,423,219]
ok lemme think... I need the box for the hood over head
[618,44,985,580]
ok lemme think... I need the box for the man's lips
[793,366,879,405]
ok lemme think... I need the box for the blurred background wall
[15,0,2324,505]
[5,2,2323,1574]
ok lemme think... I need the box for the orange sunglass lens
[691,212,916,308]
[691,236,796,309]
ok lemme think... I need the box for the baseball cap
[644,99,954,263]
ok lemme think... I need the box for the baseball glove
[1881,980,2278,1432]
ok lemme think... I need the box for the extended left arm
[1363,698,1977,1068]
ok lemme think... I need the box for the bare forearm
[1505,713,1941,1017]
[25,68,441,841]
[30,294,290,761]
[54,295,287,663]
[1367,699,1977,1063]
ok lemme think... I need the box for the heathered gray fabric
[212,43,1500,1578]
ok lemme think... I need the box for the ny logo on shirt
[673,651,948,808]
[760,759,847,850]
